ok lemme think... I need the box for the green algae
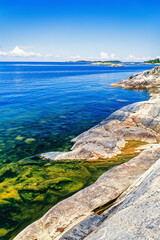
[0,141,146,240]
[24,138,36,144]
[15,136,24,141]
[0,229,9,238]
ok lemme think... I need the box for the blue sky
[0,0,160,61]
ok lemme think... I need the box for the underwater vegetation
[0,141,146,240]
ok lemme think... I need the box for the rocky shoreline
[40,96,160,161]
[14,66,160,240]
[111,65,160,90]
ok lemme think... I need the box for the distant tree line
[66,60,122,63]
[144,58,160,64]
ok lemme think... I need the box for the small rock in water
[116,99,128,102]
[25,138,36,144]
[39,120,46,124]
[15,136,24,141]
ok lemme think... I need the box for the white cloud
[45,53,53,57]
[10,46,41,57]
[100,52,109,59]
[123,55,154,62]
[100,52,119,60]
[45,53,60,58]
[69,55,81,60]
[0,51,7,56]
[0,46,159,62]
[110,53,116,59]
[67,55,101,61]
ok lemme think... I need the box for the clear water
[0,62,153,164]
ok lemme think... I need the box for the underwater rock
[15,136,24,141]
[25,138,36,144]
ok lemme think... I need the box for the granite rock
[111,66,160,89]
[86,158,160,240]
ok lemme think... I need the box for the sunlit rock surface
[111,65,160,89]
[86,158,160,240]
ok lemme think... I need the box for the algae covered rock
[25,138,36,144]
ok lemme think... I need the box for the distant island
[144,58,160,64]
[67,59,160,65]
[91,60,122,65]
[66,60,122,65]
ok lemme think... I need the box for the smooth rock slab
[86,158,160,240]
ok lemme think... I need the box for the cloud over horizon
[0,46,41,58]
[0,46,159,62]
[0,50,7,56]
[100,52,120,60]
[123,55,152,62]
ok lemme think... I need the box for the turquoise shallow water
[0,62,153,164]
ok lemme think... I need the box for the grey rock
[111,66,160,89]
[60,214,104,240]
[86,158,160,240]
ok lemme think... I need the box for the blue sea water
[0,62,154,163]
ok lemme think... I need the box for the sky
[0,0,160,62]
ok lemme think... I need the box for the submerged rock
[15,135,24,141]
[25,138,36,144]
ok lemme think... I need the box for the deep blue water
[0,62,154,163]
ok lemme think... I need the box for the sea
[0,62,154,164]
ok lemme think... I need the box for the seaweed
[0,141,145,239]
